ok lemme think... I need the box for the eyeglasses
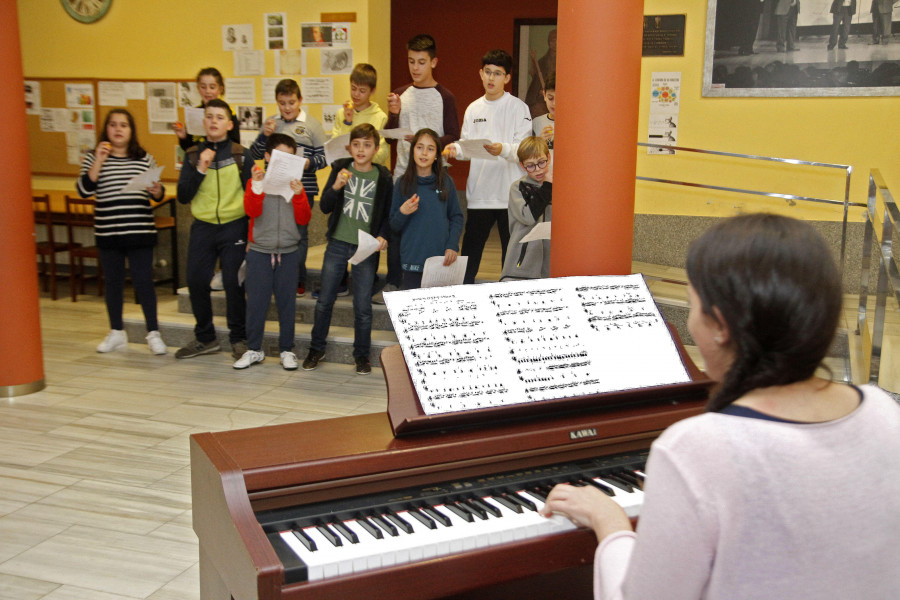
[522,159,548,172]
[482,69,507,79]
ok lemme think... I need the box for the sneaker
[372,283,398,305]
[174,339,220,359]
[146,331,167,355]
[336,282,350,297]
[210,271,224,291]
[233,349,265,369]
[302,348,325,371]
[297,283,306,296]
[280,351,299,370]
[97,329,127,353]
[355,356,371,375]
[311,289,321,299]
[231,340,248,359]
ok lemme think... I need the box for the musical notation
[382,275,690,415]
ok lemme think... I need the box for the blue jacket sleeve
[446,185,464,252]
[318,164,343,215]
[177,150,205,204]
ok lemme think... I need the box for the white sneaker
[210,271,224,291]
[233,349,265,369]
[280,351,299,370]
[97,329,127,353]
[146,331,167,355]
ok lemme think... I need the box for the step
[122,304,397,367]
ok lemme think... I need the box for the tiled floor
[0,292,388,600]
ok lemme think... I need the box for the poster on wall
[98,81,126,106]
[321,104,341,133]
[25,80,41,115]
[65,83,94,109]
[512,19,557,118]
[703,0,900,97]
[301,77,334,104]
[234,50,265,76]
[147,82,177,135]
[276,49,307,76]
[223,24,253,51]
[321,48,353,75]
[647,72,681,155]
[265,12,287,50]
[179,82,201,108]
[225,79,256,105]
[237,106,263,131]
[301,22,351,47]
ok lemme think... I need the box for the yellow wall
[19,0,898,222]
[637,0,900,222]
[19,0,391,190]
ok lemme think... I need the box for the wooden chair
[33,194,71,301]
[64,195,103,302]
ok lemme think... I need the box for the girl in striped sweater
[76,108,168,355]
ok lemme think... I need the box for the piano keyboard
[258,451,647,583]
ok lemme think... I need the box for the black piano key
[508,492,537,511]
[315,524,342,547]
[590,478,616,496]
[356,517,384,539]
[527,486,548,502]
[408,507,438,529]
[291,528,317,552]
[422,506,452,527]
[370,514,399,536]
[332,521,359,544]
[615,470,642,488]
[444,503,475,522]
[601,474,634,493]
[492,494,523,513]
[456,500,487,520]
[470,496,502,518]
[383,510,414,534]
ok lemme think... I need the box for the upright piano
[191,343,711,600]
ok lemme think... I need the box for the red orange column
[1,2,45,397]
[551,0,644,277]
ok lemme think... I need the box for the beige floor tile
[0,515,70,563]
[148,403,279,430]
[0,524,195,598]
[40,585,142,600]
[48,413,191,448]
[0,466,78,506]
[0,572,60,600]
[145,562,199,600]
[32,442,187,488]
[13,479,189,535]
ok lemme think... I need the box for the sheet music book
[382,275,690,416]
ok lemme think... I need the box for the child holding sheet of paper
[234,134,310,371]
[304,124,393,375]
[76,108,168,355]
[389,128,463,291]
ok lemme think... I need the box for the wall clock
[61,0,112,24]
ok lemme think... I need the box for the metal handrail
[636,142,863,277]
[856,169,900,386]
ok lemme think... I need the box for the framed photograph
[513,19,557,117]
[703,0,900,97]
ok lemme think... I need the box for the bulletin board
[26,78,189,181]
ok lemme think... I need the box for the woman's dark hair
[685,213,842,412]
[400,128,447,201]
[99,109,145,160]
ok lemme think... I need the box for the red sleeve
[244,180,264,218]
[437,84,460,146]
[292,188,311,225]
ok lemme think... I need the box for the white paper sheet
[379,128,414,140]
[184,106,205,136]
[234,49,265,76]
[349,229,381,265]
[457,139,499,160]
[421,256,468,288]
[520,221,552,243]
[123,82,145,100]
[301,77,333,104]
[148,96,178,121]
[324,134,350,165]
[121,166,164,193]
[382,275,690,415]
[262,149,305,201]
[224,78,256,105]
[98,81,126,106]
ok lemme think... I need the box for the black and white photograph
[321,48,353,75]
[704,0,900,96]
[237,106,263,131]
[265,12,287,50]
[222,24,252,51]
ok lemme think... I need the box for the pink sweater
[594,384,900,599]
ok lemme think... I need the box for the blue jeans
[310,239,378,358]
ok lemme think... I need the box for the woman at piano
[541,213,900,599]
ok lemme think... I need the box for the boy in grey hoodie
[234,134,311,370]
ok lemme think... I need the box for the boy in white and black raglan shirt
[444,49,532,284]
[176,99,254,360]
[380,34,460,299]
